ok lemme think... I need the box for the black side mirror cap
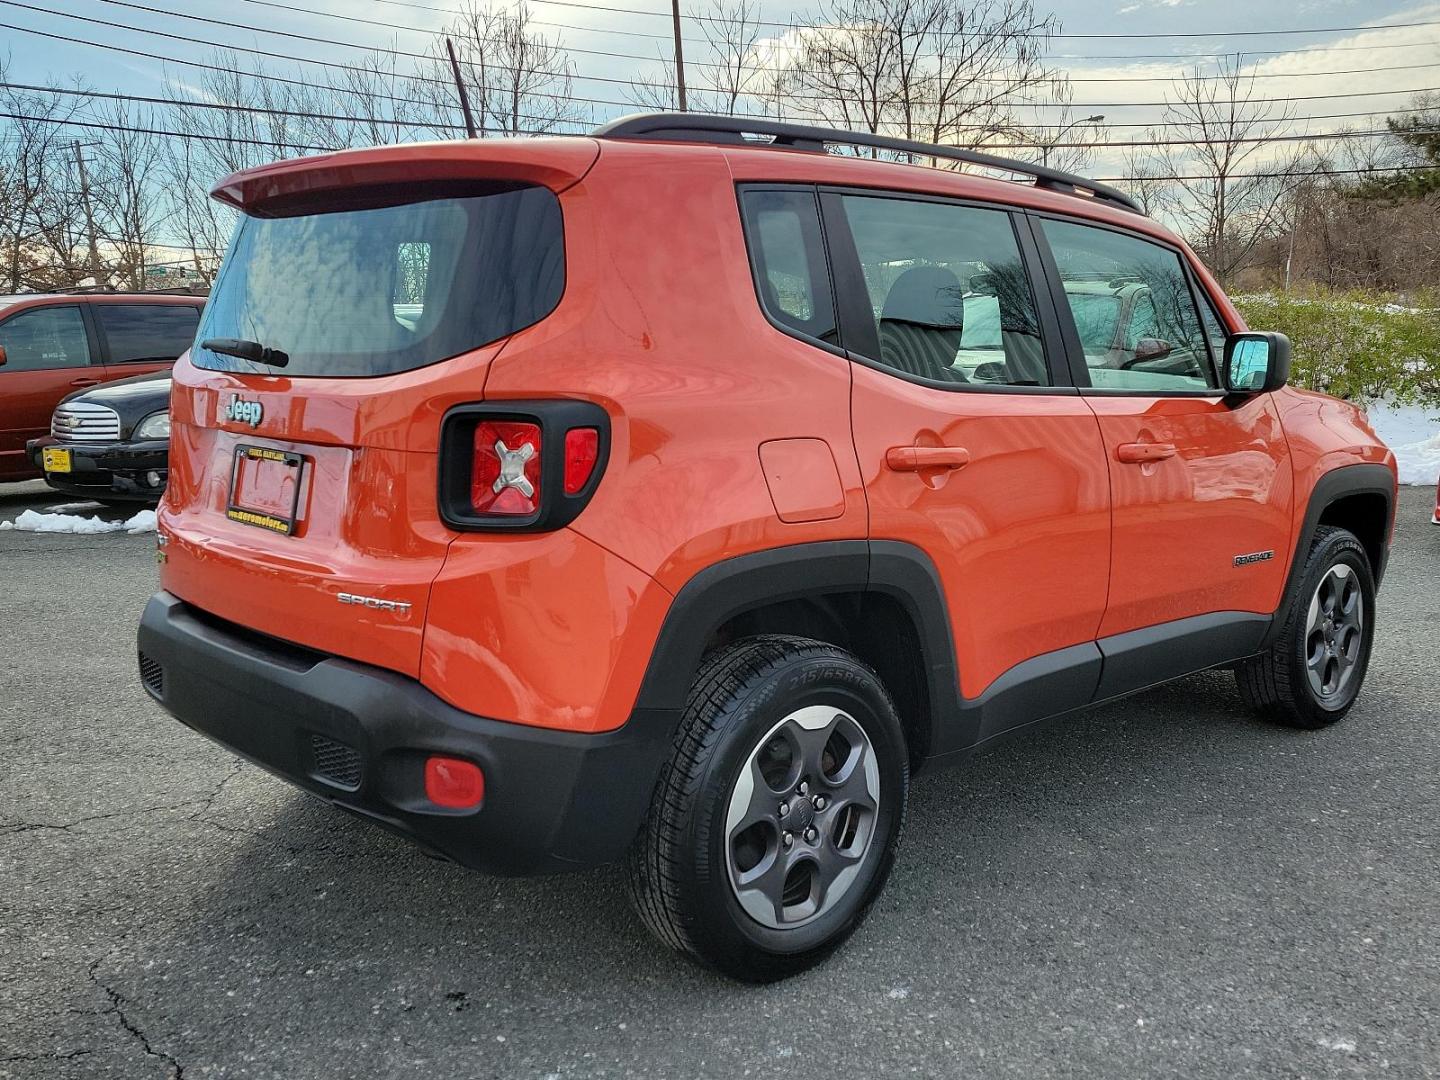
[1223,331,1291,394]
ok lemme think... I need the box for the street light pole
[1041,114,1105,167]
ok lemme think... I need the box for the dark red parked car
[0,292,202,484]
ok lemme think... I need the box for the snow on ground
[1367,403,1440,487]
[0,508,156,535]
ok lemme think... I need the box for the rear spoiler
[210,138,601,213]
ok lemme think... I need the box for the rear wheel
[1236,526,1376,728]
[627,636,908,982]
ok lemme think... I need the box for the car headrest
[881,266,964,331]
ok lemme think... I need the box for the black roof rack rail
[592,112,1143,216]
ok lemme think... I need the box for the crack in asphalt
[0,760,245,836]
[88,961,184,1080]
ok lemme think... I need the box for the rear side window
[1041,219,1215,392]
[0,305,91,371]
[193,185,564,378]
[840,195,1050,388]
[95,305,201,364]
[738,188,838,348]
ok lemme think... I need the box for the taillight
[471,420,542,516]
[564,427,599,495]
[438,402,609,532]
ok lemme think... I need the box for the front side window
[96,304,201,364]
[841,195,1049,388]
[194,185,564,378]
[1041,219,1215,392]
[739,188,838,347]
[0,305,90,371]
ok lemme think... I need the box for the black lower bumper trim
[137,592,678,875]
[27,437,168,500]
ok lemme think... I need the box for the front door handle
[886,446,970,472]
[1116,442,1177,464]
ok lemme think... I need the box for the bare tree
[1009,80,1107,173]
[438,3,585,136]
[1115,129,1176,218]
[1155,54,1297,285]
[626,0,772,116]
[779,0,1059,149]
[90,101,166,290]
[0,59,91,291]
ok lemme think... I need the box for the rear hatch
[158,140,597,677]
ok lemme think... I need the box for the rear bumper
[137,592,677,875]
[27,436,168,501]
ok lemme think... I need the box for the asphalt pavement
[2,478,1437,1079]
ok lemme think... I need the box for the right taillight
[439,402,609,532]
[564,427,600,495]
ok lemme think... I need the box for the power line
[79,0,1440,86]
[7,29,1435,138]
[15,5,1440,113]
[0,18,598,124]
[1094,164,1438,181]
[6,89,1436,154]
[0,81,468,132]
[223,0,1440,65]
[342,0,1440,39]
[0,109,338,150]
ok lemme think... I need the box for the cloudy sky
[4,0,1437,188]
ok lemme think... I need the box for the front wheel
[627,636,908,982]
[1236,525,1376,728]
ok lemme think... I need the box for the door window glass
[1042,219,1216,391]
[1197,291,1229,357]
[841,195,1050,387]
[739,188,838,346]
[95,305,201,364]
[0,305,90,371]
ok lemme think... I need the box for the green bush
[1233,289,1440,407]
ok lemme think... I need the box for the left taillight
[439,401,609,531]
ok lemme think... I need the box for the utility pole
[670,0,687,112]
[72,141,102,282]
[446,37,479,139]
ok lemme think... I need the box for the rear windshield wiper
[200,337,290,368]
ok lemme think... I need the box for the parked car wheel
[627,636,908,982]
[1236,526,1376,728]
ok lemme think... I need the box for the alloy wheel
[1305,562,1364,700]
[723,705,881,930]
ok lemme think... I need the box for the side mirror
[1133,338,1172,363]
[1224,331,1291,394]
[0,344,7,367]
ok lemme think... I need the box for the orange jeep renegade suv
[137,115,1397,981]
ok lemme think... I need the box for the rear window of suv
[193,184,564,378]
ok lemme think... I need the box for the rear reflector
[470,420,541,515]
[424,755,485,809]
[564,427,600,495]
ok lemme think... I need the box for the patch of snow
[1318,1037,1358,1054]
[0,508,156,534]
[1367,403,1440,487]
[888,986,910,1000]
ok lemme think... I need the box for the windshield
[192,185,564,378]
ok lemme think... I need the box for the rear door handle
[1116,442,1177,464]
[69,378,99,387]
[886,446,970,472]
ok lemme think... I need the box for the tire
[1235,525,1376,728]
[627,635,908,982]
